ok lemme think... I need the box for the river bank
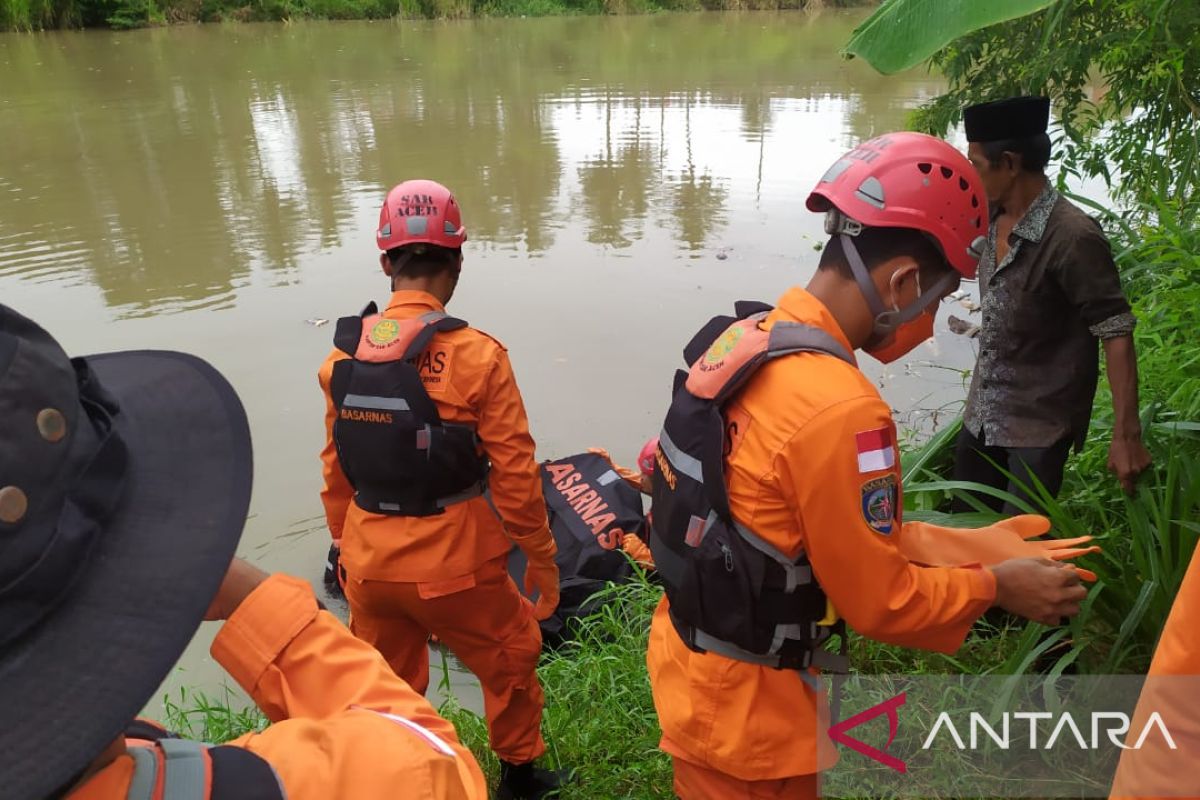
[1,0,858,32]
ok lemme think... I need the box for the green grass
[161,685,269,742]
[155,192,1198,797]
[440,571,675,799]
[902,193,1200,676]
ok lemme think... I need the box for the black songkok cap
[963,96,1050,142]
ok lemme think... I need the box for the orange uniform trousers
[673,757,818,800]
[345,554,546,764]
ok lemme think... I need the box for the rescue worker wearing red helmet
[645,133,1090,798]
[318,179,566,799]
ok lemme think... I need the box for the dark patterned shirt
[963,185,1136,449]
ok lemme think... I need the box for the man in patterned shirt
[952,96,1151,512]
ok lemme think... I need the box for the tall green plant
[441,571,673,799]
[847,0,1200,207]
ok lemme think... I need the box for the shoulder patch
[367,318,402,347]
[855,426,895,473]
[703,324,744,368]
[860,474,897,535]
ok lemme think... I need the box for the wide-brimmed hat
[0,305,253,799]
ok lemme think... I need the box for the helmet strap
[840,234,958,347]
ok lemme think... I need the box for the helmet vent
[940,166,954,179]
[959,177,969,191]
[917,162,933,174]
[971,194,980,208]
[854,176,886,209]
[821,159,855,183]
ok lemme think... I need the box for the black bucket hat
[0,305,253,799]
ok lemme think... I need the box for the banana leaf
[843,0,1058,75]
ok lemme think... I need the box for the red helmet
[376,179,467,252]
[638,437,659,476]
[806,132,987,278]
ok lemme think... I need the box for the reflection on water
[1,11,972,712]
[1,12,939,316]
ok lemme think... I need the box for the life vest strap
[686,621,849,673]
[125,727,285,800]
[657,429,703,484]
[158,739,207,800]
[364,477,487,516]
[126,747,158,800]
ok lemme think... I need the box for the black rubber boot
[496,759,569,800]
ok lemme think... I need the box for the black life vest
[648,301,854,672]
[330,303,490,517]
[122,719,284,800]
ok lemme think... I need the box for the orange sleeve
[212,574,487,799]
[476,346,553,546]
[318,353,353,542]
[1109,548,1200,800]
[780,397,995,653]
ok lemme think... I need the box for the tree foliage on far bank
[894,0,1198,206]
[0,0,854,31]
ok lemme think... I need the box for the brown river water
[2,10,991,715]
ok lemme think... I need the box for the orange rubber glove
[900,515,1100,581]
[510,528,560,621]
[620,531,655,569]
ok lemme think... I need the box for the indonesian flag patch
[855,427,895,473]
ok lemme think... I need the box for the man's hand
[989,558,1087,626]
[1109,433,1152,494]
[205,558,271,621]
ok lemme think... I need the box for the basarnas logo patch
[860,474,897,535]
[368,319,401,347]
[702,325,744,369]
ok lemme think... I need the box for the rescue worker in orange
[319,179,566,799]
[646,133,1091,799]
[1109,543,1200,800]
[0,305,487,800]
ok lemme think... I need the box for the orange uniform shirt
[319,290,553,583]
[71,574,488,799]
[647,287,996,781]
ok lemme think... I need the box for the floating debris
[947,314,981,339]
[716,247,732,261]
[947,289,971,302]
[958,298,981,313]
[306,318,329,327]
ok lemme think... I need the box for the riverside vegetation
[1,0,855,32]
[145,0,1196,795]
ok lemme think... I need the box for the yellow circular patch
[368,319,401,346]
[705,325,744,365]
